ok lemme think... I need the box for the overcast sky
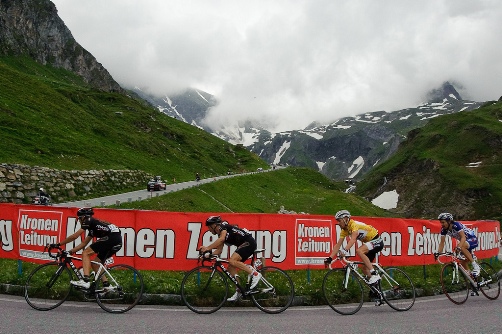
[51,0,502,132]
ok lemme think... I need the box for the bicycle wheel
[95,264,144,313]
[181,266,228,314]
[24,262,72,311]
[379,267,415,311]
[440,263,469,304]
[322,268,364,315]
[478,262,500,300]
[250,266,294,314]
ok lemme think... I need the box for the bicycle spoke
[24,262,72,311]
[440,263,469,304]
[478,262,500,300]
[250,267,294,314]
[379,267,415,311]
[95,264,144,313]
[322,268,363,315]
[181,266,228,314]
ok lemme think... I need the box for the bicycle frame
[437,251,481,293]
[328,257,400,302]
[50,248,118,293]
[201,249,272,296]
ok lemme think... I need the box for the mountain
[356,99,502,221]
[140,81,483,181]
[0,0,268,203]
[0,0,122,92]
[246,82,484,180]
[132,87,217,129]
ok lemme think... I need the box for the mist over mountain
[138,81,484,181]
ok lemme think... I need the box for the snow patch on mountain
[372,190,399,210]
[274,141,291,165]
[348,156,364,178]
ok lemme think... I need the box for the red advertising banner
[0,203,499,270]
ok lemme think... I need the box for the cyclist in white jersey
[434,212,480,276]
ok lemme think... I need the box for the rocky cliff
[0,0,123,92]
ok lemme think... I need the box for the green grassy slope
[112,167,391,216]
[0,56,266,181]
[357,101,502,220]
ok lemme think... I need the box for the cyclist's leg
[81,247,96,277]
[358,237,384,278]
[91,234,122,284]
[356,245,373,277]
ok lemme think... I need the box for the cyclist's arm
[458,229,467,245]
[328,237,344,259]
[344,230,359,251]
[200,230,227,253]
[58,228,85,246]
[69,235,93,254]
[437,235,446,253]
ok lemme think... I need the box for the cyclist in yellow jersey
[325,210,384,284]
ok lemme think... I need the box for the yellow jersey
[339,219,378,242]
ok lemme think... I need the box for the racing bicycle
[181,248,294,314]
[323,256,416,315]
[24,245,144,313]
[436,250,500,304]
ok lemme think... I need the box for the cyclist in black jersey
[200,216,262,301]
[50,207,122,289]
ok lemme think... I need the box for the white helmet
[39,188,44,191]
[335,210,351,220]
[438,212,454,221]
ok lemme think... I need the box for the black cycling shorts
[90,232,122,262]
[234,238,257,262]
[365,234,384,262]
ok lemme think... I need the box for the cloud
[52,0,502,132]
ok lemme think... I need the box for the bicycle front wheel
[250,266,294,314]
[95,264,144,313]
[379,267,415,311]
[24,262,72,311]
[478,262,500,300]
[440,263,469,304]
[181,266,228,314]
[322,268,364,315]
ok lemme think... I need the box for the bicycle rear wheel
[322,268,364,315]
[478,262,500,300]
[24,262,72,311]
[250,266,294,314]
[440,263,469,304]
[95,264,144,313]
[181,266,228,314]
[379,267,415,311]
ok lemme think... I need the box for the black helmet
[206,216,222,226]
[77,207,94,217]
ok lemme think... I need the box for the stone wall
[0,163,152,204]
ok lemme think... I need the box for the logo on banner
[295,219,333,265]
[18,209,63,261]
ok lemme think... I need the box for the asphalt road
[54,168,279,208]
[1,294,501,334]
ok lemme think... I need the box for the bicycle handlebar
[325,255,357,269]
[46,244,68,260]
[435,251,456,264]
